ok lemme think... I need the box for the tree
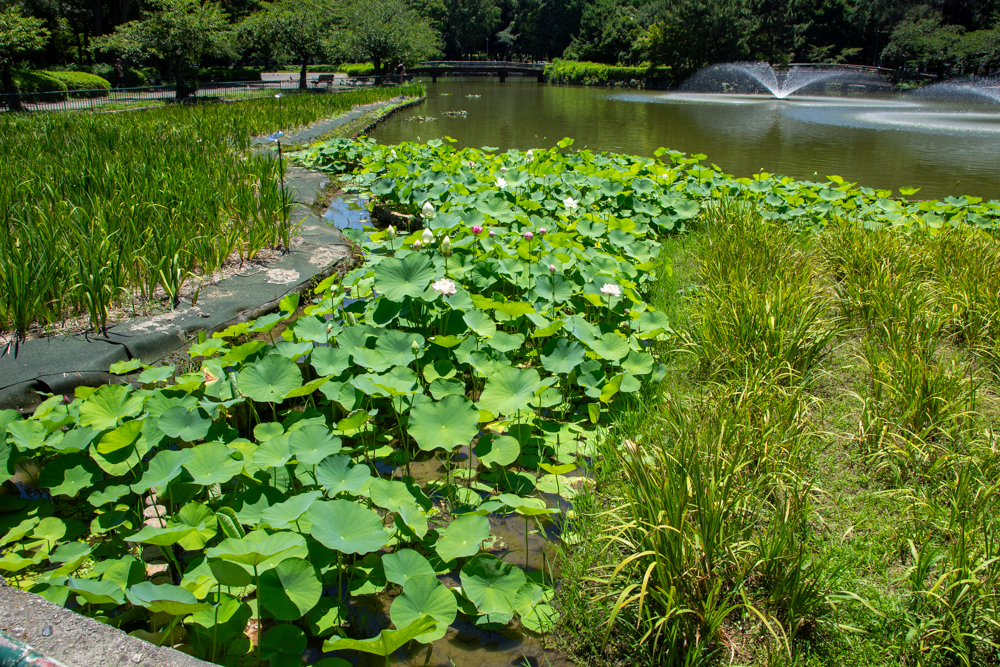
[240,0,333,90]
[880,9,964,73]
[339,0,440,80]
[94,0,231,98]
[0,4,49,111]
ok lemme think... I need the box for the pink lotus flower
[488,230,495,238]
[549,264,556,273]
[471,225,483,235]
[524,231,534,240]
[538,228,547,236]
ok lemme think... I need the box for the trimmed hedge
[44,71,110,98]
[0,71,68,101]
[278,64,340,73]
[544,58,673,88]
[341,63,375,76]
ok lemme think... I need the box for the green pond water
[371,77,1000,202]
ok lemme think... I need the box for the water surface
[372,78,1000,201]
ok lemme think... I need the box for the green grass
[0,84,423,339]
[558,204,1000,666]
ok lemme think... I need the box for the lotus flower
[422,228,434,244]
[500,166,508,172]
[488,230,495,238]
[390,149,397,159]
[526,150,534,161]
[496,177,507,189]
[471,225,483,235]
[441,236,452,255]
[386,225,396,239]
[549,264,556,273]
[524,231,534,240]
[563,197,578,210]
[431,278,457,296]
[422,201,435,218]
[413,240,423,248]
[600,283,621,297]
[538,227,547,236]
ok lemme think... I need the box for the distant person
[114,59,124,89]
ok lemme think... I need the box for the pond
[372,77,1000,201]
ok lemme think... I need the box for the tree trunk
[2,60,23,112]
[93,0,104,62]
[299,58,308,90]
[373,58,381,85]
[175,62,187,99]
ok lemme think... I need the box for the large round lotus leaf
[78,384,144,431]
[407,394,479,452]
[253,434,291,470]
[375,330,424,366]
[382,549,436,587]
[125,581,211,615]
[540,338,587,374]
[258,557,322,621]
[95,419,143,454]
[260,624,307,667]
[589,333,630,362]
[31,516,66,544]
[460,554,526,616]
[189,593,252,642]
[621,350,654,375]
[38,454,101,498]
[206,530,307,569]
[397,502,429,539]
[66,577,125,605]
[474,434,520,468]
[310,346,352,376]
[321,617,437,657]
[183,442,244,486]
[435,514,489,563]
[260,490,321,529]
[287,425,342,466]
[238,355,302,403]
[368,478,419,512]
[315,454,370,496]
[463,309,497,338]
[487,331,525,353]
[534,274,575,303]
[307,499,390,555]
[374,252,436,302]
[389,575,458,643]
[131,449,192,494]
[170,502,218,550]
[479,367,541,416]
[157,407,213,442]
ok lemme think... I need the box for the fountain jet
[913,77,1000,105]
[681,62,890,99]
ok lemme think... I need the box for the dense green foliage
[44,69,110,96]
[544,58,671,86]
[0,67,65,95]
[0,85,419,339]
[0,138,683,666]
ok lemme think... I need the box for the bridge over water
[409,61,547,82]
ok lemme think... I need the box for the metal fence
[0,76,370,113]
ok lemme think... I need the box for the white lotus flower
[600,283,621,298]
[563,196,579,210]
[390,149,397,159]
[386,225,396,239]
[496,177,507,189]
[422,201,435,217]
[431,278,457,296]
[440,236,451,255]
[422,228,434,244]
[526,150,534,161]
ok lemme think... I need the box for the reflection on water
[371,78,1000,200]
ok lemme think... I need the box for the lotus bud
[413,239,423,248]
[386,225,396,239]
[538,227,547,236]
[549,264,556,273]
[412,340,420,353]
[488,230,495,238]
[500,166,508,172]
[390,148,397,159]
[422,201,435,218]
[471,225,483,235]
[422,228,434,244]
[441,236,452,255]
[524,231,534,240]
[526,149,534,161]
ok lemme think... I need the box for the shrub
[544,58,673,88]
[196,67,264,82]
[1,70,68,101]
[43,71,110,98]
[341,63,375,76]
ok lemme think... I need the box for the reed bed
[562,202,1000,666]
[0,85,422,341]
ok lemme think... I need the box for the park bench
[313,74,336,88]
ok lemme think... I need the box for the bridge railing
[417,61,547,71]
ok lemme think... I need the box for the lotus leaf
[206,530,307,570]
[258,557,322,620]
[460,554,526,616]
[183,442,244,486]
[308,499,390,554]
[78,384,144,430]
[474,433,520,468]
[315,454,370,496]
[479,367,541,416]
[287,424,342,465]
[321,616,437,657]
[125,581,211,615]
[238,355,303,403]
[436,514,489,562]
[260,624,307,667]
[408,394,479,452]
[389,574,458,643]
[374,252,436,302]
